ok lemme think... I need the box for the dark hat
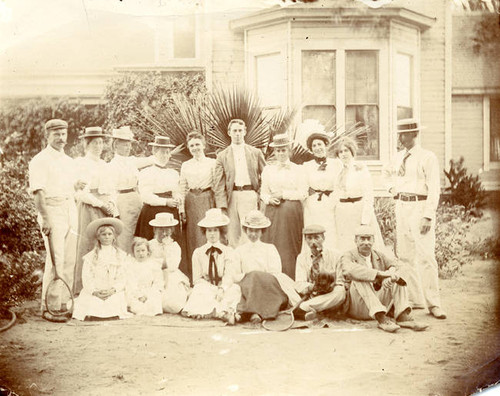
[303,224,326,235]
[269,133,292,148]
[45,119,68,132]
[397,118,425,134]
[306,132,330,151]
[148,135,176,148]
[86,217,124,238]
[79,127,108,139]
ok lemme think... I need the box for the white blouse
[302,158,341,193]
[149,237,181,271]
[191,242,237,289]
[260,161,308,204]
[127,258,164,299]
[235,240,282,274]
[74,154,115,207]
[179,156,216,196]
[138,163,181,207]
[81,245,127,293]
[108,154,153,191]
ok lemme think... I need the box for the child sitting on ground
[126,237,164,316]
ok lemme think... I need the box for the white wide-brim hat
[149,212,179,227]
[397,118,426,134]
[198,208,230,228]
[86,217,124,238]
[242,210,271,229]
[112,126,136,142]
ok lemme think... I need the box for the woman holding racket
[72,218,129,321]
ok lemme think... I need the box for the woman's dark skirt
[262,200,303,280]
[237,271,288,320]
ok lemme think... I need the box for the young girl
[72,218,129,321]
[126,237,164,316]
[148,213,190,314]
[181,209,240,324]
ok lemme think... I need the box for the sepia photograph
[0,0,499,395]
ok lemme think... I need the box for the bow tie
[314,157,327,171]
[205,246,222,256]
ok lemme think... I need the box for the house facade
[0,0,498,190]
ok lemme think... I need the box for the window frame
[484,95,500,170]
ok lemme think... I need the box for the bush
[0,97,106,162]
[374,196,396,248]
[444,156,486,211]
[0,251,43,316]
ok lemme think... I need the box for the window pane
[397,107,413,120]
[346,51,378,104]
[491,97,500,162]
[256,53,284,108]
[396,53,413,120]
[302,105,336,131]
[346,105,379,159]
[302,51,335,104]
[173,15,195,58]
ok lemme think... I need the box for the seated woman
[72,218,129,321]
[181,209,241,324]
[234,210,301,324]
[148,213,190,314]
[126,237,164,316]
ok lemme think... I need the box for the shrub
[374,196,396,248]
[443,156,486,211]
[0,97,106,162]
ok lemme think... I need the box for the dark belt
[117,187,136,194]
[339,197,363,203]
[309,188,333,201]
[394,193,427,202]
[189,187,211,194]
[156,191,173,198]
[89,188,99,193]
[233,185,253,192]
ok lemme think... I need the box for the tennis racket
[44,233,74,319]
[262,293,311,332]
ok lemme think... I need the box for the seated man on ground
[341,225,428,333]
[294,225,346,321]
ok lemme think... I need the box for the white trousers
[39,199,78,312]
[395,200,441,309]
[300,286,346,313]
[227,190,258,247]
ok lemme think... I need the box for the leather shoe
[377,319,400,333]
[304,311,317,321]
[430,307,447,319]
[250,313,262,324]
[398,320,428,331]
[42,311,70,323]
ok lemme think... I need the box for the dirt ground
[0,255,499,396]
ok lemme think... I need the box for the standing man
[213,119,266,247]
[384,118,446,319]
[29,119,78,322]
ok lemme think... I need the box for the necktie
[309,247,323,283]
[398,151,411,177]
[314,157,327,171]
[205,246,222,285]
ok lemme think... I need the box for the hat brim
[148,143,176,148]
[112,136,136,142]
[86,217,124,238]
[79,134,109,139]
[149,219,179,227]
[269,142,292,148]
[397,126,426,133]
[306,133,330,150]
[197,219,230,228]
[242,220,271,229]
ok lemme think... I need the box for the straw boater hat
[269,133,292,148]
[197,208,230,228]
[303,224,326,235]
[86,217,124,238]
[79,126,108,139]
[148,135,176,148]
[111,126,136,142]
[45,119,68,132]
[149,212,179,227]
[306,132,330,151]
[397,118,425,134]
[242,210,271,229]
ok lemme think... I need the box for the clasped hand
[93,288,116,300]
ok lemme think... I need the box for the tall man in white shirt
[29,119,78,321]
[214,119,266,247]
[384,118,446,319]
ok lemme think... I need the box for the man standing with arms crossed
[214,119,266,247]
[29,119,78,322]
[384,118,446,319]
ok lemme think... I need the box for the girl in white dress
[181,209,241,324]
[72,218,129,321]
[148,213,190,314]
[126,237,164,316]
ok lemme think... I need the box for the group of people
[29,116,446,332]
